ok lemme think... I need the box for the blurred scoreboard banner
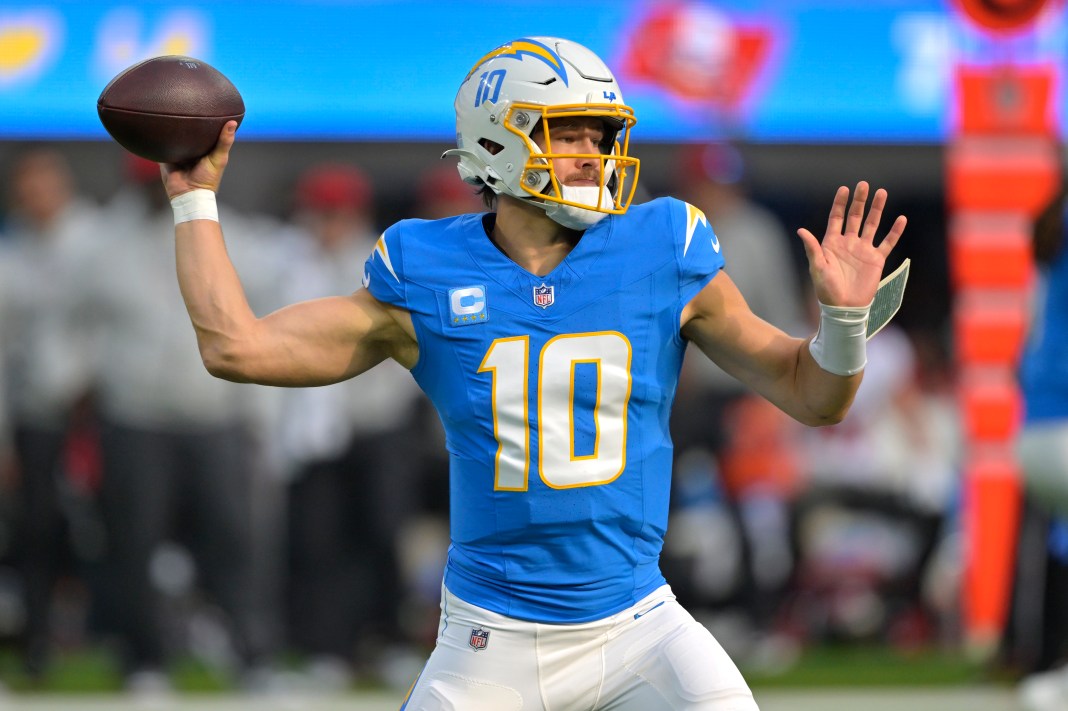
[1,0,1065,142]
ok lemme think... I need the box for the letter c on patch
[451,286,486,315]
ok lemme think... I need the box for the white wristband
[808,301,871,376]
[171,189,219,225]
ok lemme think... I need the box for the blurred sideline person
[789,322,958,646]
[160,37,905,710]
[670,143,806,456]
[69,156,277,691]
[665,143,807,648]
[0,147,100,678]
[1017,187,1068,711]
[0,304,10,487]
[412,163,485,220]
[272,163,423,685]
[674,143,806,336]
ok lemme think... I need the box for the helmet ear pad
[467,107,557,199]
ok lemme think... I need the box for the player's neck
[491,196,581,276]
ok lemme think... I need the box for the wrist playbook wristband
[171,189,219,225]
[808,301,871,376]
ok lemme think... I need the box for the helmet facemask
[503,103,640,227]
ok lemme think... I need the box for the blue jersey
[364,197,723,622]
[1020,235,1068,422]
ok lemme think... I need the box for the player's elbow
[790,361,861,427]
[805,408,849,427]
[202,357,247,382]
[198,338,255,383]
[798,391,857,427]
[777,399,850,428]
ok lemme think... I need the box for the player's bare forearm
[791,338,862,423]
[702,329,859,426]
[173,218,260,380]
[682,272,858,427]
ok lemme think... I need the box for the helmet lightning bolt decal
[373,233,399,282]
[464,38,568,86]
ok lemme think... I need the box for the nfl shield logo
[533,283,554,308]
[469,627,490,651]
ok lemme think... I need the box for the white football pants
[1019,419,1068,519]
[400,584,759,711]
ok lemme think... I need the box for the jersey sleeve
[671,198,725,306]
[362,224,407,309]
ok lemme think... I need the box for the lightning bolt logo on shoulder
[683,202,718,256]
[372,233,399,282]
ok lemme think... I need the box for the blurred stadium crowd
[0,140,1053,698]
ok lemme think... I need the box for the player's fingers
[844,181,869,236]
[825,186,850,237]
[877,215,907,256]
[207,121,238,170]
[215,121,238,154]
[221,120,238,142]
[861,188,887,241]
[796,228,825,268]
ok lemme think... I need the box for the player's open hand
[796,181,906,307]
[161,120,238,200]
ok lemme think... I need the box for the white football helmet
[443,37,640,228]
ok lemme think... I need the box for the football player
[162,36,905,710]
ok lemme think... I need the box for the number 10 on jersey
[478,332,633,491]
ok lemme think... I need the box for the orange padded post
[946,137,1060,216]
[958,366,1025,442]
[956,64,1058,137]
[953,290,1030,365]
[948,212,1034,290]
[962,449,1023,650]
[947,42,1058,655]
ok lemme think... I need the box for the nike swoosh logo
[633,601,666,620]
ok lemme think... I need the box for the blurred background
[0,0,1065,708]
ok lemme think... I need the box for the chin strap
[543,185,612,230]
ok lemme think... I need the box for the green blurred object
[746,644,1002,689]
[0,647,122,692]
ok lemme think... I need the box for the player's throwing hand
[161,121,239,200]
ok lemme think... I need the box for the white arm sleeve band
[171,189,219,225]
[808,301,871,376]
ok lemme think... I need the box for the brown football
[97,55,244,165]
